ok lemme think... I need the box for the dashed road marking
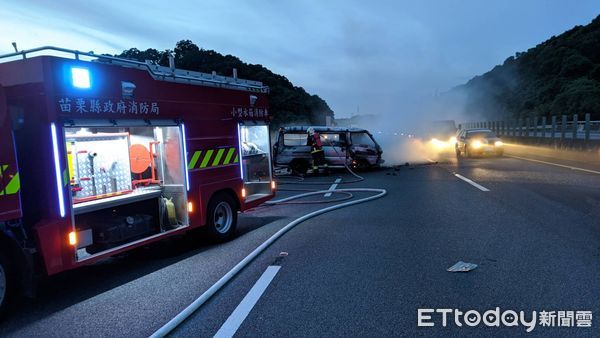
[454,173,490,192]
[506,155,600,175]
[324,178,341,197]
[214,265,281,338]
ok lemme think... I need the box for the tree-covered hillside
[117,40,334,126]
[449,14,600,120]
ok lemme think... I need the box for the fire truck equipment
[161,197,178,226]
[0,46,273,314]
[130,144,152,174]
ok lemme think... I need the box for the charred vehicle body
[273,126,383,174]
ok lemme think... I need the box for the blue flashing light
[181,123,190,191]
[50,123,66,217]
[71,67,91,89]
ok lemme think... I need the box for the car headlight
[494,141,503,147]
[449,136,457,144]
[471,140,483,149]
[431,138,446,148]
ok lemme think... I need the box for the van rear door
[0,85,22,222]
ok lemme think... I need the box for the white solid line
[324,178,341,197]
[454,173,490,192]
[214,266,281,338]
[506,155,600,175]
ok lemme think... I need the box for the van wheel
[0,251,13,318]
[206,193,238,242]
[290,160,308,175]
[355,159,370,171]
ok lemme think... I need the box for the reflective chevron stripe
[212,148,225,166]
[199,149,214,168]
[223,148,236,165]
[188,147,239,170]
[188,151,202,170]
[0,164,20,196]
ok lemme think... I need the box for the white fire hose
[150,187,387,337]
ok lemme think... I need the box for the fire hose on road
[150,166,386,337]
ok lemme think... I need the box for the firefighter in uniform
[307,127,327,174]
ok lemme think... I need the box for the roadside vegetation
[117,40,334,127]
[448,14,600,120]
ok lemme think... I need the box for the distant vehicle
[425,120,458,150]
[455,128,504,157]
[273,126,384,174]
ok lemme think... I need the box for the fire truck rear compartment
[63,123,188,260]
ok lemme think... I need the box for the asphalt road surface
[1,150,599,337]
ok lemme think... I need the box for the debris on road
[447,261,478,272]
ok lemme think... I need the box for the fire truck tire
[0,250,14,317]
[206,193,238,242]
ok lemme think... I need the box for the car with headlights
[425,120,458,150]
[455,128,504,157]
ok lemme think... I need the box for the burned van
[273,126,383,174]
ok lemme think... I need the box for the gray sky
[1,1,599,118]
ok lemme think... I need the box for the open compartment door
[238,123,273,202]
[63,120,189,260]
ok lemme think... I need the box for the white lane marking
[426,158,436,163]
[324,178,341,197]
[150,188,387,338]
[506,155,600,175]
[454,173,490,192]
[214,266,281,338]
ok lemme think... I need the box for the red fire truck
[0,46,275,314]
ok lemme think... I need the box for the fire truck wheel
[0,250,13,317]
[206,193,238,242]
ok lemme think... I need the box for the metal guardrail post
[533,116,538,137]
[551,116,557,140]
[584,113,590,141]
[561,115,567,140]
[572,114,578,140]
[525,118,530,137]
[541,116,546,138]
